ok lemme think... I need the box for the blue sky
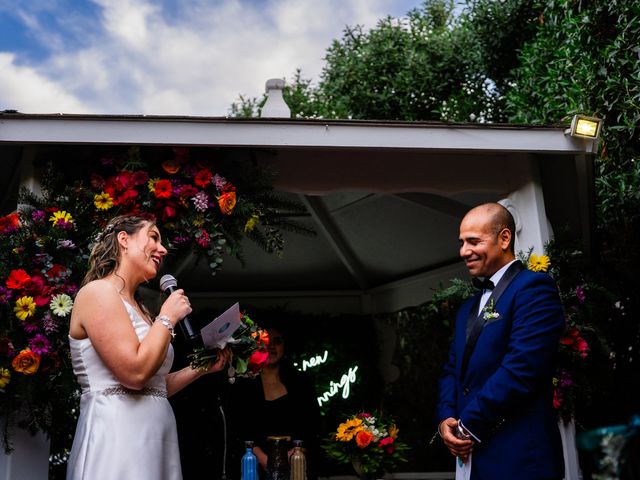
[0,0,424,116]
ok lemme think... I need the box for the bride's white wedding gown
[66,300,182,480]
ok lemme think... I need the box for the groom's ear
[498,228,511,252]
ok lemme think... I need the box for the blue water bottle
[241,441,258,480]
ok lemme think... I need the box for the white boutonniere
[482,299,500,321]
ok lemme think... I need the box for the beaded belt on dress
[100,386,167,398]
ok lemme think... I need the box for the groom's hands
[439,417,474,463]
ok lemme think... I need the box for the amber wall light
[566,114,603,139]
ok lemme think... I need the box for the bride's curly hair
[82,213,157,287]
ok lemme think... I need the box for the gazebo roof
[0,112,598,314]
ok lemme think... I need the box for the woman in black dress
[230,320,322,480]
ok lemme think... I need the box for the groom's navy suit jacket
[436,264,565,480]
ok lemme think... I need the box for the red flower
[118,189,139,209]
[6,269,31,290]
[113,171,135,191]
[560,327,589,358]
[195,229,210,248]
[158,202,177,220]
[47,264,68,279]
[247,349,268,372]
[25,275,51,307]
[194,169,213,188]
[178,185,198,198]
[0,212,20,234]
[132,170,148,186]
[379,437,396,454]
[379,437,394,447]
[154,179,172,199]
[553,388,563,409]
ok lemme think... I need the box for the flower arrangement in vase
[323,411,409,479]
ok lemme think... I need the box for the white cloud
[0,53,89,113]
[0,0,417,116]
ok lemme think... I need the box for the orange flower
[218,191,236,215]
[12,349,40,375]
[356,430,374,448]
[6,269,31,289]
[154,179,172,199]
[161,158,181,174]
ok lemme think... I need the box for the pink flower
[29,334,51,356]
[196,229,210,248]
[31,210,46,224]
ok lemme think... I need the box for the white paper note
[200,302,242,350]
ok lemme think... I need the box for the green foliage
[318,2,481,121]
[230,0,521,123]
[376,279,473,471]
[505,0,640,238]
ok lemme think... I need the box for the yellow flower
[388,424,399,439]
[336,417,363,442]
[14,296,36,321]
[94,191,114,210]
[244,214,259,232]
[528,254,551,272]
[192,214,205,228]
[147,177,159,193]
[49,210,74,226]
[0,368,10,389]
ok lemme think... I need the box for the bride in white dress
[67,214,228,480]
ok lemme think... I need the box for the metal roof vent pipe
[261,78,291,118]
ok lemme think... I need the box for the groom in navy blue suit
[436,203,565,480]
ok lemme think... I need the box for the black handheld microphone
[159,274,200,343]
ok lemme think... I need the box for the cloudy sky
[0,0,422,116]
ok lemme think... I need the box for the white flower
[50,294,73,317]
[482,300,500,321]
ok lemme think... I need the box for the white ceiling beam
[0,114,596,154]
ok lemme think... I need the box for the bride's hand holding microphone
[157,288,193,332]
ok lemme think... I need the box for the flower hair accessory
[94,223,115,243]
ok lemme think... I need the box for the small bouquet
[188,311,270,383]
[323,411,409,478]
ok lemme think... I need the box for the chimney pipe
[261,78,291,118]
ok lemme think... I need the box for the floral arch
[0,145,310,451]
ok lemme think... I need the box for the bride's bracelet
[155,315,176,339]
